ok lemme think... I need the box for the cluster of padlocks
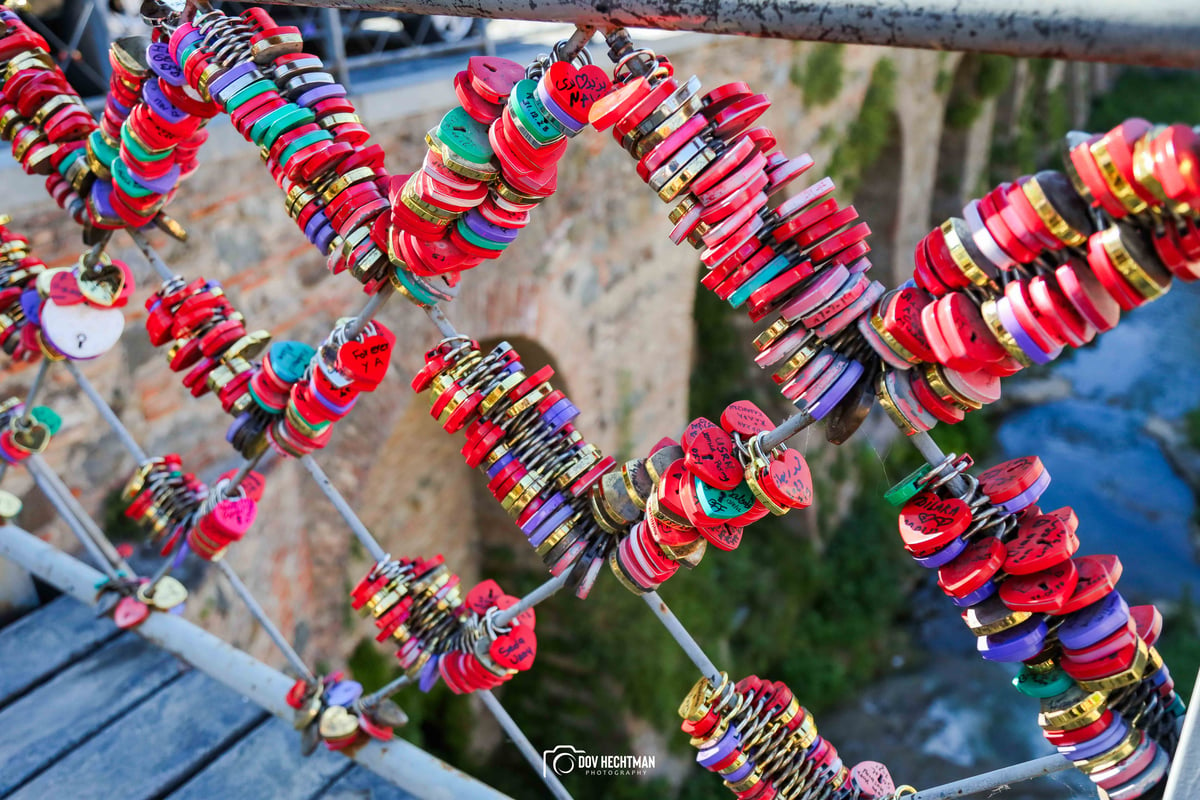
[0,1,1190,792]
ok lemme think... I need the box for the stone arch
[850,111,903,284]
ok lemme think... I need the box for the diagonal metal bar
[478,689,573,800]
[61,360,148,462]
[641,591,722,684]
[214,558,318,683]
[257,0,1200,68]
[126,228,179,282]
[0,525,514,800]
[909,754,1073,800]
[299,453,389,562]
[24,457,123,582]
[493,571,570,628]
[26,454,135,575]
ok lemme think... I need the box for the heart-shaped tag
[39,299,125,360]
[898,492,972,555]
[10,422,49,454]
[760,448,813,509]
[978,455,1045,503]
[47,269,85,305]
[146,575,188,610]
[337,334,392,388]
[468,55,525,103]
[1130,604,1163,646]
[207,497,257,538]
[318,705,360,740]
[999,559,1080,613]
[1058,554,1123,615]
[937,537,1006,597]
[113,595,150,629]
[286,678,312,709]
[370,698,410,728]
[849,762,896,798]
[543,62,612,125]
[436,105,495,165]
[696,521,743,552]
[466,578,504,614]
[494,593,536,629]
[76,261,127,307]
[682,417,741,490]
[719,400,774,437]
[489,627,538,671]
[1004,514,1080,575]
[218,468,266,502]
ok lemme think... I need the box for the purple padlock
[463,208,520,243]
[913,535,968,569]
[147,42,186,86]
[808,359,864,420]
[978,616,1048,662]
[519,491,565,536]
[696,725,741,768]
[1059,590,1129,651]
[127,163,182,195]
[529,503,575,547]
[951,579,998,608]
[997,297,1062,364]
[325,680,364,707]
[486,453,514,479]
[143,79,189,126]
[418,655,441,692]
[996,469,1052,513]
[20,287,40,325]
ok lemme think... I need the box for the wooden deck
[0,595,417,800]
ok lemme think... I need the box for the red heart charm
[489,627,537,671]
[1058,554,1122,615]
[1131,604,1163,647]
[1061,640,1139,680]
[1003,514,1079,575]
[696,521,744,552]
[978,455,1045,503]
[468,55,525,103]
[466,579,504,615]
[759,449,813,509]
[999,559,1080,613]
[219,468,266,502]
[719,400,774,437]
[937,537,1006,597]
[849,762,896,799]
[681,417,742,490]
[48,270,85,305]
[205,497,258,539]
[544,61,612,125]
[899,492,972,556]
[286,678,310,709]
[494,594,537,629]
[114,596,150,629]
[1042,505,1079,533]
[337,334,392,389]
[649,436,679,455]
[112,260,136,308]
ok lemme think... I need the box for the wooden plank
[317,766,420,800]
[0,595,118,706]
[0,634,184,795]
[171,717,352,800]
[7,669,267,800]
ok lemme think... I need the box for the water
[999,280,1200,600]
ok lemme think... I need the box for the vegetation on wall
[944,54,1016,131]
[792,43,846,107]
[828,58,898,197]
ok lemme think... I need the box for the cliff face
[2,36,1105,668]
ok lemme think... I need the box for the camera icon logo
[542,744,586,776]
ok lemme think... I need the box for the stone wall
[0,35,1102,667]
